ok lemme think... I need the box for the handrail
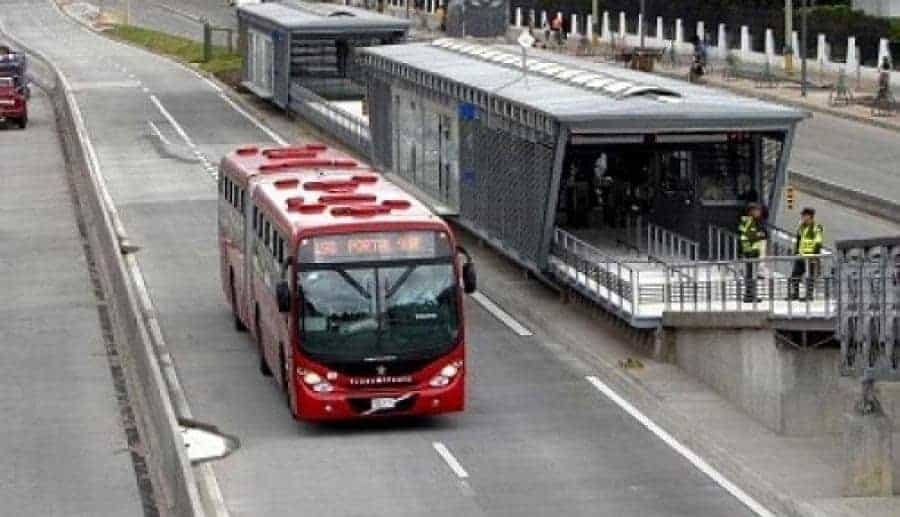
[646,221,699,261]
[663,254,835,315]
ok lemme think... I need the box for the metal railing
[646,222,699,261]
[288,82,373,159]
[663,255,835,316]
[707,224,740,261]
[550,228,652,315]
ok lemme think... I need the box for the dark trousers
[789,258,819,300]
[743,261,757,301]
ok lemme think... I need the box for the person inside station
[550,13,563,46]
[788,207,824,301]
[738,203,767,302]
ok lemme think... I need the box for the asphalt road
[0,77,144,514]
[2,2,756,516]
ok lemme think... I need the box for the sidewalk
[461,229,900,516]
[651,57,900,133]
[0,87,146,513]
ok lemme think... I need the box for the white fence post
[740,25,750,56]
[541,11,548,29]
[697,21,705,42]
[656,16,663,41]
[817,33,828,64]
[515,7,522,28]
[765,28,775,64]
[571,13,578,37]
[792,31,800,61]
[602,11,610,41]
[619,11,626,39]
[846,36,857,71]
[878,38,891,67]
[675,18,683,46]
[586,15,594,41]
[718,23,727,58]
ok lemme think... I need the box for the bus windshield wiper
[385,266,416,299]
[336,268,372,300]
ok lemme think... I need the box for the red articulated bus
[218,142,476,421]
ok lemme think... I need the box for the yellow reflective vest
[795,222,824,256]
[738,216,764,257]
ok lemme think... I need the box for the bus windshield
[297,231,459,361]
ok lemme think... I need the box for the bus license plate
[371,397,396,411]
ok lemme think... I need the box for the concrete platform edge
[790,171,900,227]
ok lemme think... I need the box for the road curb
[790,171,900,226]
[2,8,212,517]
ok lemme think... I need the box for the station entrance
[556,132,782,262]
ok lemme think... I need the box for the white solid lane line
[470,292,533,337]
[149,94,197,149]
[433,442,469,479]
[584,376,775,517]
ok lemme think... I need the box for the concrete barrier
[0,26,206,517]
[790,171,900,226]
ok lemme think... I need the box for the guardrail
[288,82,372,159]
[663,255,835,316]
[8,30,206,516]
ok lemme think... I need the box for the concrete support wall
[659,314,842,436]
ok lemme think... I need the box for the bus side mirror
[276,281,291,313]
[462,262,477,294]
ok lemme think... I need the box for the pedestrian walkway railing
[288,82,372,159]
[707,224,740,261]
[662,255,835,316]
[550,228,655,315]
[645,222,699,262]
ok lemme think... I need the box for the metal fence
[663,255,835,316]
[288,82,372,159]
[836,238,900,381]
[645,222,699,262]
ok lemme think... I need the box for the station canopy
[360,39,807,133]
[237,0,410,34]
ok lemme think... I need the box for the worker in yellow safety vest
[788,207,825,301]
[738,203,767,302]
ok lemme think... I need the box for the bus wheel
[256,313,272,377]
[231,279,246,332]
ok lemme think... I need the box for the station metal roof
[360,39,808,133]
[237,1,409,34]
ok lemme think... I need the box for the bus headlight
[303,372,322,385]
[302,372,334,392]
[311,381,334,393]
[429,361,462,387]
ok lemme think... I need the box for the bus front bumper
[296,376,464,421]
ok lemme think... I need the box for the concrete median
[790,170,900,227]
[1,27,207,517]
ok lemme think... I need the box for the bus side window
[277,237,284,264]
[252,206,258,231]
[239,189,245,213]
[264,221,271,247]
[218,173,224,194]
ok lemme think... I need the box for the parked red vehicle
[218,142,475,421]
[0,76,27,129]
[0,48,28,129]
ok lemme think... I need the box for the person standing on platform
[738,204,766,302]
[788,207,825,301]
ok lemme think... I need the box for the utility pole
[785,0,794,73]
[801,0,809,96]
